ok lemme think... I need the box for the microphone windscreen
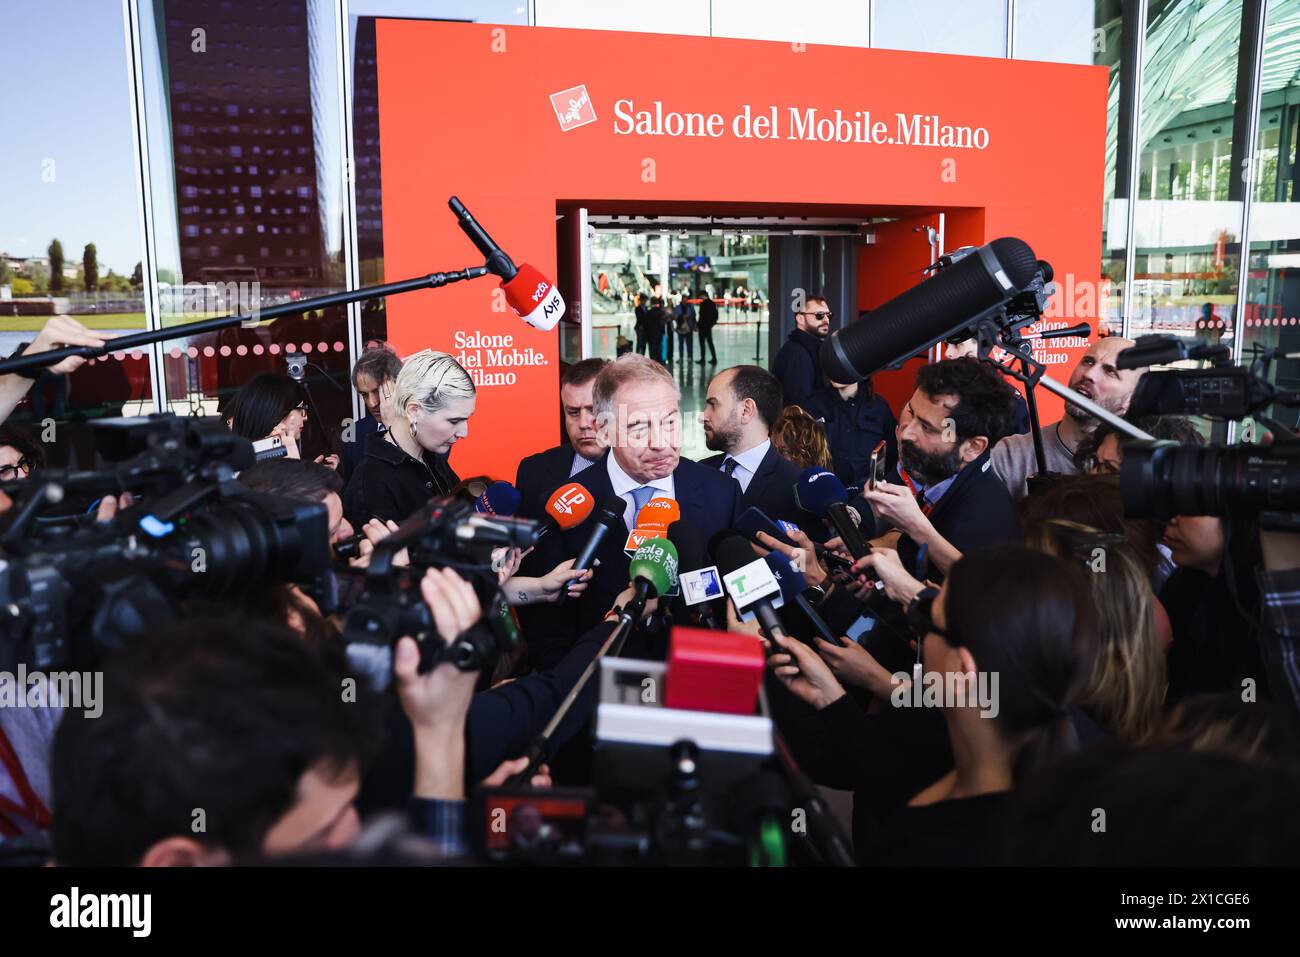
[712,534,759,577]
[544,482,595,530]
[820,236,1039,381]
[595,494,628,527]
[475,481,521,517]
[635,496,680,531]
[503,262,566,331]
[793,467,848,519]
[763,552,807,601]
[666,519,707,572]
[628,536,679,597]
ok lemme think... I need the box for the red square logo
[549,84,596,132]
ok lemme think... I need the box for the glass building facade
[2,0,1298,461]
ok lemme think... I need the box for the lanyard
[0,724,52,837]
[896,467,936,516]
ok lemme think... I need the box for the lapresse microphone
[764,552,844,647]
[540,481,595,537]
[667,518,719,629]
[794,467,870,559]
[572,495,627,574]
[474,480,521,517]
[713,534,789,645]
[448,196,566,331]
[820,236,1040,382]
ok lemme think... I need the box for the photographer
[0,315,110,426]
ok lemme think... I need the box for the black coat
[343,431,460,527]
[699,443,820,538]
[771,328,825,408]
[515,443,584,519]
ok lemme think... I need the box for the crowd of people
[0,303,1298,867]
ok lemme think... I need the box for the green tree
[0,258,12,285]
[21,260,49,294]
[48,239,64,293]
[11,277,34,295]
[83,243,98,292]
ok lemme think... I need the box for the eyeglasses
[905,587,951,643]
[292,403,308,416]
[799,311,833,321]
[0,458,33,481]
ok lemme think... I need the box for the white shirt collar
[607,451,675,497]
[727,438,771,477]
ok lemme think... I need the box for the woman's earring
[409,415,418,440]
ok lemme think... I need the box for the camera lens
[1121,440,1300,520]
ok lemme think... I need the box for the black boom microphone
[820,237,1040,382]
[572,496,627,573]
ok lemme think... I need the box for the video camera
[0,414,330,672]
[1117,335,1300,527]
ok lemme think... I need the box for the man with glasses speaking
[771,295,833,408]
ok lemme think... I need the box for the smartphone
[734,506,796,549]
[866,440,888,492]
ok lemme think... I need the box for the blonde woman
[343,349,475,525]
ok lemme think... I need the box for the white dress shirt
[607,452,676,530]
[720,438,770,496]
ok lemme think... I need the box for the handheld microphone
[541,481,594,532]
[572,496,627,574]
[448,196,566,331]
[474,480,521,517]
[634,496,680,532]
[667,518,719,629]
[764,552,845,647]
[794,467,870,559]
[626,537,680,621]
[713,534,789,647]
[820,237,1040,382]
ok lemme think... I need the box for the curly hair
[771,405,831,471]
[913,357,1015,446]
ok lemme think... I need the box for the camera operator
[0,315,110,426]
[0,424,45,482]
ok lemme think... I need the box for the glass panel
[1015,0,1126,334]
[1130,0,1246,347]
[873,0,1008,58]
[0,0,152,467]
[138,0,352,461]
[1240,0,1300,429]
[348,3,530,346]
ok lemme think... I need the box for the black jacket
[698,297,718,330]
[343,431,460,527]
[803,386,898,491]
[771,328,825,408]
[699,443,819,537]
[515,443,585,520]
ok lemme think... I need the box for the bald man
[990,337,1143,498]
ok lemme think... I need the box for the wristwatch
[803,584,827,606]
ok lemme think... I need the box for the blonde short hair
[392,349,475,418]
[591,353,679,422]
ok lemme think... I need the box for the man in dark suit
[698,365,815,536]
[770,294,832,407]
[342,346,402,484]
[521,354,741,668]
[514,357,608,519]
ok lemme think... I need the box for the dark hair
[0,424,46,471]
[727,365,783,431]
[1001,745,1300,865]
[1017,473,1163,579]
[771,405,832,471]
[351,346,402,387]
[229,373,303,441]
[51,615,376,865]
[238,458,342,502]
[1073,414,1205,472]
[914,357,1014,447]
[560,357,608,389]
[799,294,829,311]
[1145,692,1296,765]
[942,543,1097,778]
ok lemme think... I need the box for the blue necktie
[630,485,655,522]
[721,457,739,477]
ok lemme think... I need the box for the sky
[0,0,143,275]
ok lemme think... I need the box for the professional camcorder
[1117,335,1300,526]
[0,414,329,672]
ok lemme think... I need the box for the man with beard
[771,295,832,407]
[989,336,1142,499]
[699,365,816,535]
[860,357,1019,584]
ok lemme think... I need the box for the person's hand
[493,546,524,587]
[814,636,896,697]
[479,758,552,790]
[271,424,300,460]
[357,516,408,567]
[862,482,930,538]
[607,583,658,621]
[314,452,340,470]
[93,491,134,523]
[755,528,827,589]
[25,315,111,375]
[536,558,593,602]
[822,536,853,564]
[724,596,765,640]
[767,634,846,711]
[851,548,924,607]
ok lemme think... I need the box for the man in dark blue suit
[341,346,402,484]
[522,354,741,668]
[698,365,818,537]
[514,358,608,519]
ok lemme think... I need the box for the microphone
[634,496,680,532]
[793,467,870,559]
[572,495,627,574]
[474,480,521,517]
[713,534,789,646]
[820,237,1040,381]
[1115,333,1232,370]
[448,196,566,331]
[667,518,720,629]
[539,481,595,538]
[764,552,845,647]
[626,537,680,618]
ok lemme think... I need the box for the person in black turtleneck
[770,295,832,408]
